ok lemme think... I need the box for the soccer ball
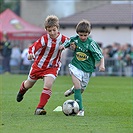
[62,99,79,116]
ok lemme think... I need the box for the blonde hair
[44,15,59,29]
[76,19,91,34]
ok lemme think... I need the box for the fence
[96,58,132,77]
[0,57,132,77]
[59,57,133,77]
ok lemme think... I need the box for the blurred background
[0,0,132,76]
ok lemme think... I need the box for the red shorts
[28,66,60,81]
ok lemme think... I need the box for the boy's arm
[59,39,70,51]
[62,39,71,48]
[59,39,76,51]
[98,57,105,72]
[70,42,76,51]
[28,37,44,60]
[27,53,35,60]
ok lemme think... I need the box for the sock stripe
[37,88,52,109]
[20,81,27,94]
[42,89,52,96]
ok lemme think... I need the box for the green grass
[0,74,132,133]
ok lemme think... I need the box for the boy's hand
[99,65,105,72]
[27,53,35,60]
[59,45,65,51]
[70,42,76,50]
[98,57,105,72]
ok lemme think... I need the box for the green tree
[0,0,20,14]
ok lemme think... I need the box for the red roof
[0,9,46,40]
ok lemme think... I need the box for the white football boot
[64,86,74,97]
[77,110,84,116]
[64,87,84,97]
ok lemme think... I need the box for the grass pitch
[0,74,132,133]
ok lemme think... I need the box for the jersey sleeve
[90,41,103,61]
[61,39,70,48]
[61,36,77,48]
[28,36,46,55]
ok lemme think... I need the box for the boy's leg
[16,80,35,102]
[74,89,83,110]
[35,76,54,115]
[74,89,85,116]
[35,88,52,115]
[16,81,28,102]
[36,88,52,109]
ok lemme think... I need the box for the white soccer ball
[62,99,79,116]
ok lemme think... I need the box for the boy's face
[46,26,59,39]
[78,32,89,42]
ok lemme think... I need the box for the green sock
[74,89,83,110]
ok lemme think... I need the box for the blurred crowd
[0,35,32,74]
[0,35,133,76]
[102,42,133,76]
[60,42,133,77]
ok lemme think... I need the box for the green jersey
[62,35,103,72]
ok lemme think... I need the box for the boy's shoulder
[88,37,94,42]
[69,35,79,43]
[42,33,48,38]
[88,37,97,44]
[70,36,96,42]
[70,35,78,39]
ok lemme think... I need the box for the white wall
[60,27,133,47]
[91,27,132,47]
[60,28,76,37]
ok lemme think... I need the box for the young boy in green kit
[60,19,105,116]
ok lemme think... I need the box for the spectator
[123,43,132,76]
[0,40,4,73]
[10,44,21,74]
[2,35,12,73]
[131,46,133,76]
[0,40,4,55]
[21,44,32,74]
[102,43,133,77]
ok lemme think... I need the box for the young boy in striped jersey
[60,19,105,116]
[16,15,68,115]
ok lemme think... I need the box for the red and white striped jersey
[28,33,68,69]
